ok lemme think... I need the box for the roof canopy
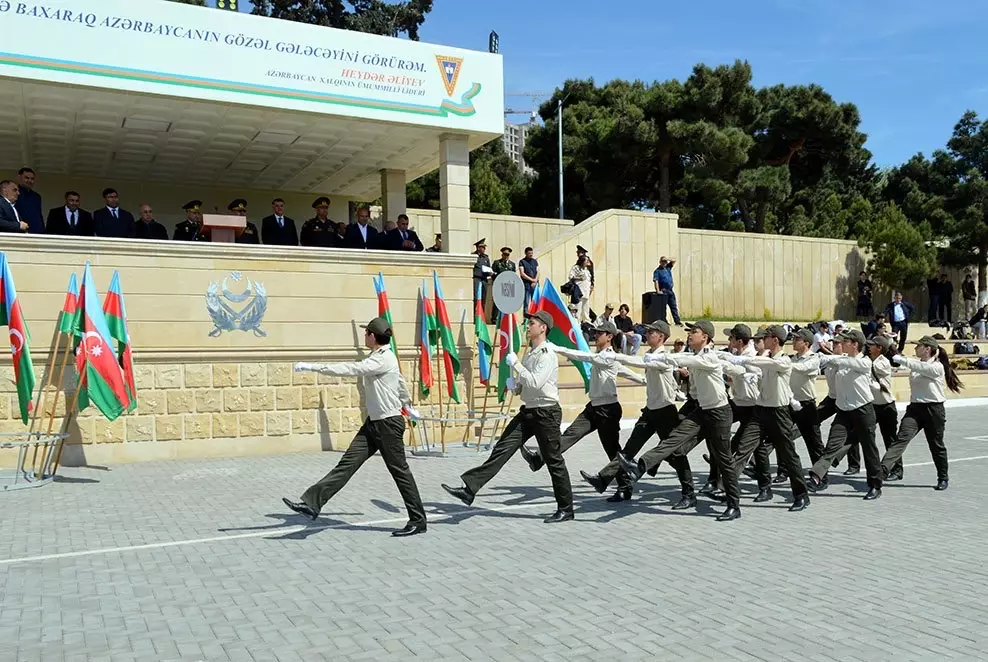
[0,0,504,198]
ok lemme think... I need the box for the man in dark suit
[135,203,169,240]
[93,188,136,238]
[0,180,28,233]
[385,213,424,251]
[261,197,299,246]
[45,190,94,236]
[15,167,44,234]
[884,292,915,353]
[228,198,259,245]
[343,205,379,249]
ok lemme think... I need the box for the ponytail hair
[936,346,963,393]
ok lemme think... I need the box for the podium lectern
[202,214,246,243]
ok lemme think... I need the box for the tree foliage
[251,0,433,40]
[858,203,937,292]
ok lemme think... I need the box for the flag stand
[27,323,65,476]
[49,346,80,477]
[434,345,446,454]
[472,335,500,451]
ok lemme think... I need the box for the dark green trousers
[597,404,694,493]
[735,405,808,499]
[462,404,573,512]
[708,403,754,485]
[810,404,883,489]
[302,416,426,526]
[548,401,623,461]
[881,402,947,481]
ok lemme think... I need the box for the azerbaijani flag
[527,281,541,315]
[372,273,398,356]
[58,272,80,336]
[0,253,35,423]
[537,278,592,391]
[103,271,137,412]
[418,284,434,399]
[474,282,492,387]
[432,271,461,403]
[496,312,522,402]
[74,262,130,420]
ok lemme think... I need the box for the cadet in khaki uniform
[581,321,698,508]
[283,317,427,537]
[723,325,810,512]
[789,328,825,468]
[883,336,963,490]
[443,311,574,523]
[807,329,883,500]
[614,320,741,522]
[518,321,646,499]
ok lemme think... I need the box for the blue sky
[222,0,987,167]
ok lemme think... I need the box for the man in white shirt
[807,330,883,500]
[723,326,809,511]
[283,317,426,537]
[810,322,833,354]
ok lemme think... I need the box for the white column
[439,134,470,254]
[379,169,407,225]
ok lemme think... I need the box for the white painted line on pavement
[4,451,988,568]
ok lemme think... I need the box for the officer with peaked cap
[443,310,575,523]
[472,238,493,314]
[300,196,336,248]
[173,200,209,241]
[285,317,427,537]
[227,198,259,245]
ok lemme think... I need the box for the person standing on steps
[882,336,963,491]
[721,326,810,512]
[580,321,698,508]
[806,330,884,500]
[610,321,741,522]
[652,256,682,327]
[518,321,645,494]
[282,317,427,538]
[442,311,575,524]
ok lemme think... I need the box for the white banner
[0,0,504,134]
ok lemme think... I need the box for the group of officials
[284,311,962,536]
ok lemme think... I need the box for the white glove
[870,380,882,392]
[505,377,517,391]
[790,398,803,412]
[742,372,759,386]
[891,354,905,366]
[294,362,313,372]
[504,352,518,367]
[405,406,423,421]
[675,391,687,401]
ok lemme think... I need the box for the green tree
[944,111,988,297]
[251,0,433,40]
[858,203,938,292]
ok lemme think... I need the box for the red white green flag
[103,271,137,412]
[0,253,35,423]
[372,273,399,356]
[418,282,435,399]
[58,272,80,336]
[431,271,461,403]
[496,312,522,403]
[74,262,131,420]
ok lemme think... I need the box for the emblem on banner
[205,271,268,337]
[435,55,463,97]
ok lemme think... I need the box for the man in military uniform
[173,200,209,241]
[443,311,574,523]
[228,198,259,244]
[300,196,336,248]
[284,317,427,537]
[472,238,493,318]
[136,203,169,241]
[490,246,516,324]
[425,233,442,252]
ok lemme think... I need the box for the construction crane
[504,92,550,119]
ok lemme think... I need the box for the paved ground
[2,406,988,662]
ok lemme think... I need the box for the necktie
[70,211,76,226]
[401,231,407,241]
[112,208,118,219]
[277,216,283,228]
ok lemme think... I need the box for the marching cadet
[882,336,963,490]
[443,311,575,523]
[722,326,810,511]
[581,321,698,507]
[612,320,741,522]
[789,328,825,469]
[867,335,901,480]
[173,200,209,241]
[283,317,428,537]
[300,196,336,248]
[228,198,260,245]
[807,330,883,500]
[517,321,646,499]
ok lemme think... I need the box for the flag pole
[28,327,65,477]
[434,344,446,454]
[45,339,76,477]
[375,273,419,451]
[473,331,499,451]
[491,313,527,443]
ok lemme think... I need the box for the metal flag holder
[410,408,510,457]
[0,431,69,492]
